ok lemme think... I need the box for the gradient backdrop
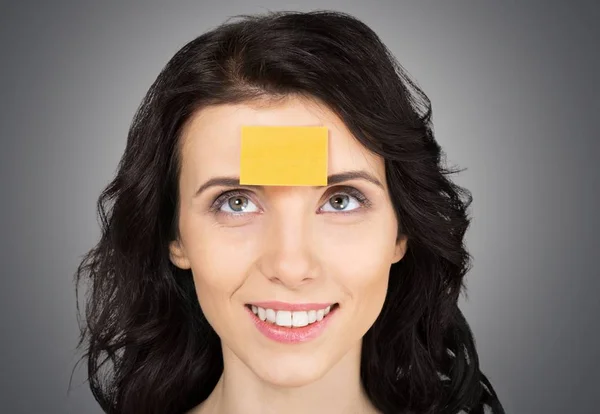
[1,1,598,413]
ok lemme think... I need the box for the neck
[194,341,379,414]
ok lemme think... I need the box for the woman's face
[170,95,407,387]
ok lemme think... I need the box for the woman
[74,10,505,414]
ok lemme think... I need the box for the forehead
[178,96,383,185]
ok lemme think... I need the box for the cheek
[329,233,393,316]
[321,218,396,312]
[181,222,256,314]
[327,241,390,285]
[322,216,397,281]
[320,226,393,344]
[333,241,391,296]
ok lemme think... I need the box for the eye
[215,192,259,214]
[320,191,365,213]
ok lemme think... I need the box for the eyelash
[209,186,372,217]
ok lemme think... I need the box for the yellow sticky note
[240,126,328,186]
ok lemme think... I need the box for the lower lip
[245,305,338,344]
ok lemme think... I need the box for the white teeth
[316,309,324,321]
[292,311,309,327]
[276,310,292,327]
[266,308,276,323]
[249,304,335,327]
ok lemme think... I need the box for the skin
[169,94,408,414]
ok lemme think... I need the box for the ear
[169,239,191,269]
[392,234,408,264]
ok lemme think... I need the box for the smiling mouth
[245,303,339,328]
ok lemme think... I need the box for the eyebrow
[193,170,384,198]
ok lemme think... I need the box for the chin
[252,355,329,388]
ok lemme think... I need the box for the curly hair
[73,10,505,414]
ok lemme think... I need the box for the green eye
[228,196,249,212]
[215,193,259,214]
[329,195,350,210]
[321,193,362,212]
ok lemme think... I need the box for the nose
[256,209,322,289]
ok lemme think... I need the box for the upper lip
[247,301,337,311]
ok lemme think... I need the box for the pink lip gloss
[245,304,338,344]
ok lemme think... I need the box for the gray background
[1,1,598,413]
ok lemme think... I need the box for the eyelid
[209,185,372,213]
[320,185,372,211]
[326,184,369,200]
[210,189,260,212]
